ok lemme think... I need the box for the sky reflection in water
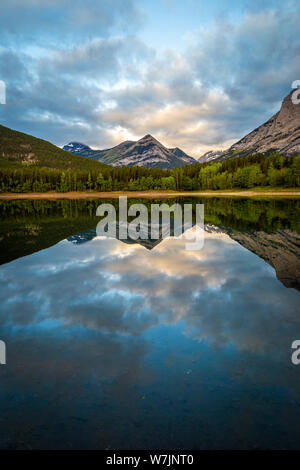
[0,226,300,449]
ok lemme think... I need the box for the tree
[96,172,104,191]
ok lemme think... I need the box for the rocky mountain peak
[277,88,300,121]
[138,134,161,145]
[198,150,225,163]
[63,142,91,153]
[63,134,195,169]
[224,89,300,157]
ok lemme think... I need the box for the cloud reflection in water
[0,230,299,449]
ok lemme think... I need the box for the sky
[0,0,299,158]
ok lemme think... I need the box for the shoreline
[0,190,300,199]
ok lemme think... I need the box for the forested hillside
[0,152,299,192]
[0,124,107,171]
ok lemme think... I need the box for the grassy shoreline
[1,188,300,199]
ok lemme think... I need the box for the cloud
[99,7,300,156]
[0,0,144,42]
[0,35,153,147]
[0,2,299,156]
[48,36,153,81]
[189,9,300,105]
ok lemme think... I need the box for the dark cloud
[0,34,153,147]
[0,2,299,155]
[98,6,300,154]
[49,36,153,80]
[188,8,300,123]
[0,0,144,43]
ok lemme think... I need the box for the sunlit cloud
[0,1,299,157]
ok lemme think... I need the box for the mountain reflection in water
[0,197,299,449]
[67,224,300,291]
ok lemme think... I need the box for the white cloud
[0,2,299,157]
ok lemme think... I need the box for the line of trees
[1,197,299,233]
[0,153,299,192]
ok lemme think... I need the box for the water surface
[0,197,300,449]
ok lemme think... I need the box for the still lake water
[0,196,300,450]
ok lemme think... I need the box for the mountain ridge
[0,124,107,170]
[199,90,300,163]
[67,225,300,291]
[63,134,196,169]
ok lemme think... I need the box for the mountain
[62,142,92,154]
[67,224,300,291]
[0,124,107,170]
[67,226,163,251]
[221,90,300,159]
[63,134,196,169]
[1,197,299,291]
[169,147,196,164]
[198,150,225,163]
[230,229,300,290]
